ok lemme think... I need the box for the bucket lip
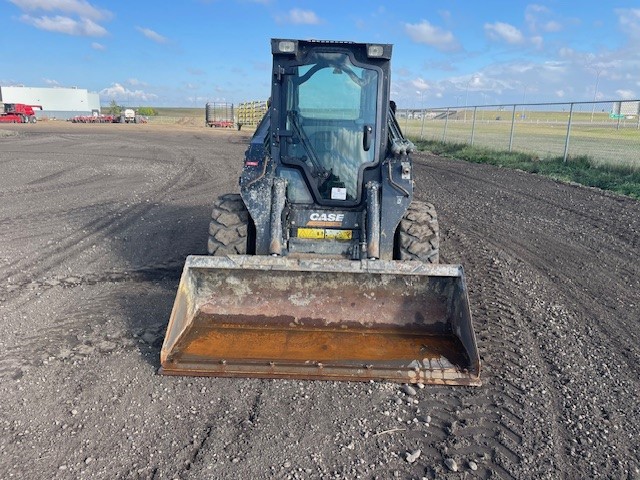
[183,254,465,277]
[159,363,481,386]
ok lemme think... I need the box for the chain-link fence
[398,100,640,168]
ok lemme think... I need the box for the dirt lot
[0,122,638,479]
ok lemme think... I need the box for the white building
[0,86,100,120]
[612,100,640,117]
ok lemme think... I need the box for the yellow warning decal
[297,228,325,239]
[297,228,353,240]
[325,229,352,240]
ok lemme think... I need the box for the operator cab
[270,39,392,207]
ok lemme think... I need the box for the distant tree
[108,100,122,116]
[136,107,158,116]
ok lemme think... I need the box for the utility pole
[590,68,602,123]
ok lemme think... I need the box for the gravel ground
[0,122,638,479]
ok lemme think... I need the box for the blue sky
[2,0,639,108]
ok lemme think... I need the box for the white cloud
[43,78,60,86]
[393,22,640,107]
[136,27,168,44]
[99,83,158,102]
[615,89,636,99]
[542,20,562,33]
[126,78,147,87]
[525,4,548,30]
[11,0,111,36]
[412,78,430,91]
[9,0,111,21]
[526,4,549,14]
[615,8,640,38]
[405,20,460,52]
[525,4,563,33]
[91,42,105,51]
[484,22,524,44]
[277,9,321,25]
[531,35,543,49]
[467,75,483,89]
[558,47,574,58]
[20,14,107,36]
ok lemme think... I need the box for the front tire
[207,193,255,255]
[394,201,439,263]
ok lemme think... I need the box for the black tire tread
[207,193,249,255]
[395,201,439,263]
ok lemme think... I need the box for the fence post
[508,104,516,152]
[420,109,426,140]
[470,107,477,145]
[442,108,449,142]
[563,103,574,163]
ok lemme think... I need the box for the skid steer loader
[160,39,480,385]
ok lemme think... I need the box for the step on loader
[160,39,481,385]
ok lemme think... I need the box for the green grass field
[413,138,640,199]
[402,113,640,169]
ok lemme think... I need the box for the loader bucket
[160,255,480,385]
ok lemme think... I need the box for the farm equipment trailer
[206,102,235,128]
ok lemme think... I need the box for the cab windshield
[284,52,379,202]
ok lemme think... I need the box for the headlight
[278,40,297,54]
[367,45,384,57]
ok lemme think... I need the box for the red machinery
[0,103,43,123]
[69,114,116,123]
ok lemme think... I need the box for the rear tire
[207,193,255,255]
[394,201,439,263]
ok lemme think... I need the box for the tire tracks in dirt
[415,156,640,253]
[414,154,639,478]
[0,149,205,288]
[171,381,267,477]
[0,268,178,380]
[416,158,639,378]
[428,223,564,479]
[2,127,637,479]
[0,131,237,385]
